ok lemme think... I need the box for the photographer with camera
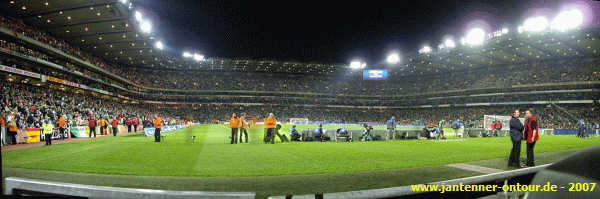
[360,124,374,141]
[313,124,330,142]
[290,125,301,141]
[336,128,351,142]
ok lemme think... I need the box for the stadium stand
[0,1,599,199]
[0,13,598,127]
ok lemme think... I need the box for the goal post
[483,115,524,130]
[289,118,309,124]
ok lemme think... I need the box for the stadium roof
[0,0,191,69]
[1,1,599,75]
[403,29,600,76]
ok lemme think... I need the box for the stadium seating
[0,13,598,130]
[1,2,599,199]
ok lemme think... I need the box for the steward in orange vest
[58,116,67,139]
[264,113,277,144]
[154,116,162,142]
[229,113,240,144]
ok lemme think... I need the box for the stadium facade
[0,1,598,126]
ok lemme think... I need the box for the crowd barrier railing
[268,164,551,199]
[5,177,255,199]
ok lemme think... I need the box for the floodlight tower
[386,53,400,64]
[465,28,485,46]
[551,9,584,31]
[349,60,366,69]
[522,16,549,32]
[419,46,432,54]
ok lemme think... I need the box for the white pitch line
[446,163,504,174]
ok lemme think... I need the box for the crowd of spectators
[0,79,181,144]
[130,58,600,96]
[1,78,597,144]
[3,47,593,109]
[1,14,598,134]
[164,103,599,129]
[0,16,133,89]
[1,15,599,97]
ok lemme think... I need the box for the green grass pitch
[2,124,600,198]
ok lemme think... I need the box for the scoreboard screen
[362,69,388,80]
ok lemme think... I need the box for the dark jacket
[509,116,524,142]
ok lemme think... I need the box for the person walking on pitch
[111,116,119,137]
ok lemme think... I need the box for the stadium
[0,0,599,198]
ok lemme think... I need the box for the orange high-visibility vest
[265,117,276,129]
[154,117,162,129]
[58,117,66,128]
[229,117,240,128]
[8,121,18,132]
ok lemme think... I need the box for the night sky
[136,0,591,64]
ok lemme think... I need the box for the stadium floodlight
[522,16,549,32]
[386,53,400,64]
[551,9,583,32]
[183,51,192,58]
[444,39,456,49]
[134,11,143,22]
[349,61,362,69]
[517,26,524,34]
[154,41,163,50]
[419,46,432,54]
[193,53,205,61]
[465,28,485,46]
[501,28,509,34]
[140,20,152,33]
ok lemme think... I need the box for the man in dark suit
[508,109,524,168]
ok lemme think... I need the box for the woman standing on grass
[508,109,523,168]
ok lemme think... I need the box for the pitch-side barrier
[268,164,551,199]
[5,177,255,199]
